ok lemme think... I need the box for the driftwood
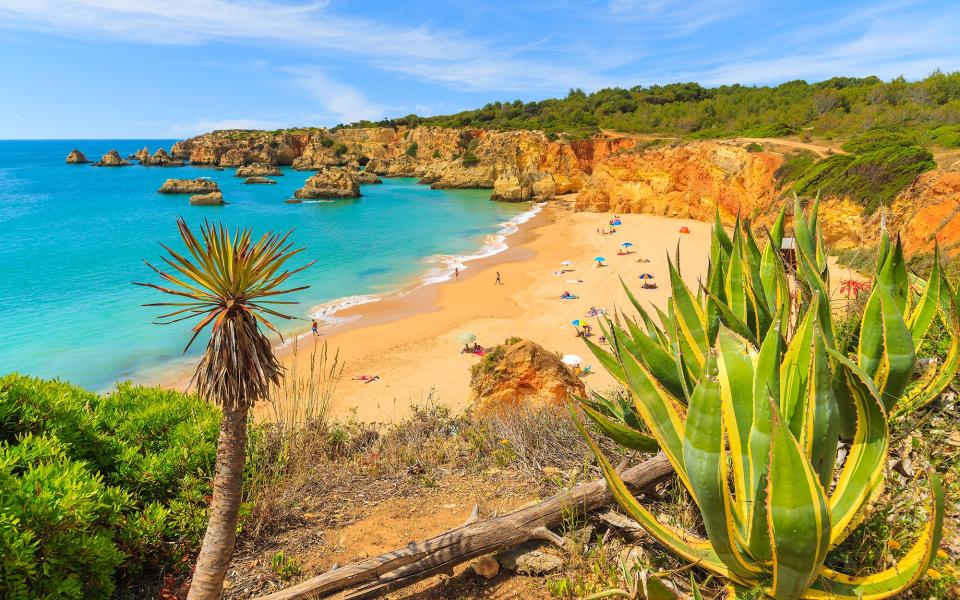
[256,453,672,600]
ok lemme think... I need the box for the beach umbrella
[560,260,573,265]
[562,354,583,367]
[594,256,606,262]
[612,219,622,226]
[621,242,633,247]
[679,226,690,234]
[638,273,654,279]
[457,332,477,345]
[571,319,586,327]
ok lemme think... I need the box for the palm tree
[136,218,313,599]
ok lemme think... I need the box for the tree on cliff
[136,219,313,599]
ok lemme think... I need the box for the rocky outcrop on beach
[491,168,556,202]
[243,176,277,185]
[94,150,130,167]
[236,163,282,177]
[158,178,219,194]
[65,149,89,164]
[470,339,585,415]
[189,191,225,205]
[293,167,360,199]
[141,148,185,167]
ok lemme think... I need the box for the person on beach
[495,271,502,285]
[455,267,460,280]
[311,320,319,336]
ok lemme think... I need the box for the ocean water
[0,140,532,390]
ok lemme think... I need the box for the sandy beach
[247,198,712,424]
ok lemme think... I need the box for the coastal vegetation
[352,72,960,146]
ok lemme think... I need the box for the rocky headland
[158,178,219,194]
[236,163,282,177]
[65,149,89,164]
[189,191,225,206]
[171,125,960,257]
[94,150,130,167]
[293,167,360,199]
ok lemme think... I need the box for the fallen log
[256,453,672,600]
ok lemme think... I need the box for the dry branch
[256,453,672,600]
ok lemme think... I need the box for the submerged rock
[236,163,283,177]
[469,339,585,415]
[65,149,89,164]
[158,178,219,194]
[243,176,277,185]
[94,150,130,167]
[142,148,185,167]
[293,168,360,199]
[189,191,225,205]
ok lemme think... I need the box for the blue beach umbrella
[638,273,654,279]
[611,219,622,226]
[594,256,606,262]
[571,319,586,327]
[621,242,633,247]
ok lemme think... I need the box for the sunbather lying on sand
[352,374,380,383]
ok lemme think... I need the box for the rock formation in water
[158,178,219,194]
[65,149,89,164]
[94,150,130,167]
[141,148,185,167]
[293,167,361,199]
[243,176,277,185]
[469,339,585,415]
[132,147,150,162]
[236,163,282,177]
[355,169,382,184]
[189,191,225,205]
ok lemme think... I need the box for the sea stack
[142,148,185,167]
[355,170,383,184]
[94,150,130,167]
[236,163,282,177]
[132,146,150,162]
[65,149,89,164]
[243,176,277,184]
[189,191,225,205]
[293,167,360,199]
[158,178,219,194]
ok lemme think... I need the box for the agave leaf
[683,353,760,579]
[668,257,709,371]
[780,297,817,438]
[824,348,888,547]
[812,474,944,600]
[578,398,659,452]
[874,284,916,412]
[906,245,942,350]
[801,326,841,489]
[621,315,687,401]
[716,328,757,535]
[767,399,831,600]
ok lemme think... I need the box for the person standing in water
[311,320,320,336]
[455,266,459,280]
[495,271,502,285]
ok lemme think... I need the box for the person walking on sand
[455,266,460,280]
[311,320,320,336]
[495,271,502,285]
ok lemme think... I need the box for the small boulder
[65,149,89,164]
[189,191,225,206]
[497,545,563,575]
[470,339,585,415]
[356,170,383,184]
[243,176,277,185]
[293,167,360,199]
[236,163,283,177]
[472,556,500,580]
[158,178,219,194]
[94,150,130,167]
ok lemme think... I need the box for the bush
[320,138,334,148]
[745,142,764,152]
[334,144,348,156]
[774,150,818,183]
[462,151,480,167]
[0,375,220,597]
[405,142,418,158]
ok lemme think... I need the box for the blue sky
[0,0,957,139]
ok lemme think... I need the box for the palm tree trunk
[188,404,249,600]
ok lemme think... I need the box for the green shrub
[745,142,764,152]
[840,129,917,153]
[741,122,798,138]
[462,151,480,167]
[0,375,220,597]
[774,150,818,183]
[431,149,441,159]
[930,124,960,148]
[405,142,418,158]
[320,138,334,148]
[334,144,348,156]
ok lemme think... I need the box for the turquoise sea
[0,140,533,390]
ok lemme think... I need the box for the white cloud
[284,68,386,124]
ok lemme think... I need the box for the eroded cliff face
[886,171,960,255]
[573,142,782,222]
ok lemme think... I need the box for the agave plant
[574,200,954,598]
[136,218,313,600]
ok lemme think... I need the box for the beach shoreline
[162,199,715,424]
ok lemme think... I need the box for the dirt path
[732,137,845,157]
